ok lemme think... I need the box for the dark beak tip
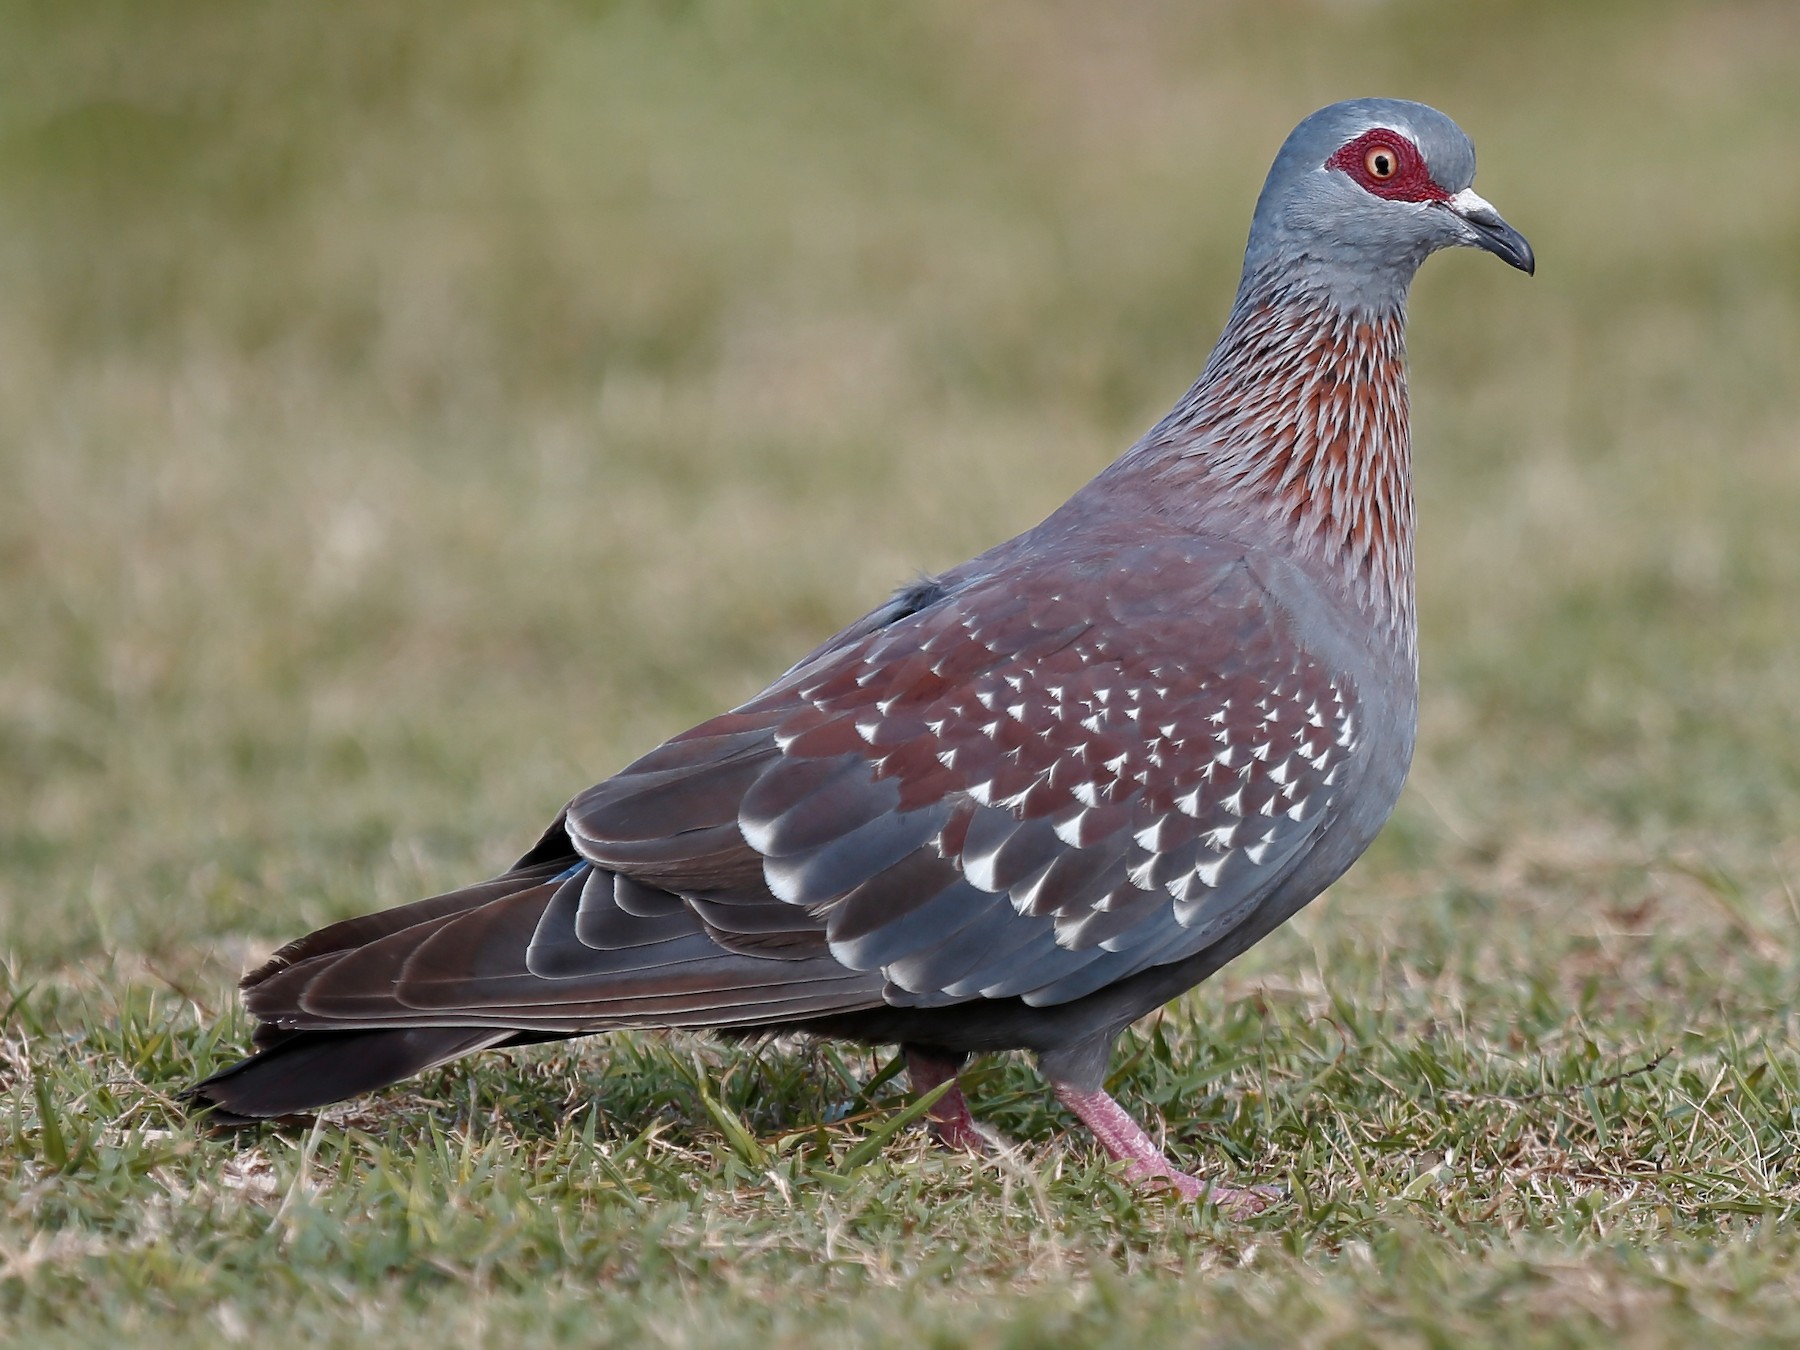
[1461,212,1535,277]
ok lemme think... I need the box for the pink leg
[904,1046,988,1153]
[1053,1084,1271,1214]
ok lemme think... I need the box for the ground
[4,1,1800,1345]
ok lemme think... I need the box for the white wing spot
[996,785,1035,812]
[1053,807,1098,847]
[962,835,1009,890]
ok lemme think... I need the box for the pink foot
[1053,1083,1272,1214]
[904,1046,990,1154]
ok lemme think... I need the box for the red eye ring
[1326,129,1451,204]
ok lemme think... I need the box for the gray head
[1239,98,1533,310]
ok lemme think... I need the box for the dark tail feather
[184,1026,512,1124]
[240,853,580,1002]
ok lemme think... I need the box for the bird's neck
[1122,281,1417,658]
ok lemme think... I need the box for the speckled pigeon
[187,98,1533,1209]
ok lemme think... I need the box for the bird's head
[1241,98,1534,309]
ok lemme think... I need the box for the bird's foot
[1125,1160,1277,1214]
[926,1112,993,1155]
[904,1045,990,1154]
[1053,1082,1273,1215]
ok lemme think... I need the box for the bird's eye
[1364,145,1399,180]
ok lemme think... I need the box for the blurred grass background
[3,0,1800,1345]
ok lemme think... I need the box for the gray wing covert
[566,538,1362,1012]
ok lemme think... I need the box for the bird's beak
[1442,188,1535,275]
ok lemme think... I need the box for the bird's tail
[185,832,584,1123]
[184,1025,516,1124]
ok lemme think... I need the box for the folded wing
[244,536,1360,1035]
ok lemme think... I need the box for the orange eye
[1364,144,1399,180]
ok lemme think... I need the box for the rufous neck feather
[1129,283,1417,657]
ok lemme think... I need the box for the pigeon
[186,98,1533,1209]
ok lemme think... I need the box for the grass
[4,0,1800,1344]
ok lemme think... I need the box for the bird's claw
[1127,1162,1279,1216]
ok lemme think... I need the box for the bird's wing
[568,534,1361,1009]
[246,535,1361,1034]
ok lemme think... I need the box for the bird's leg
[903,1045,987,1153]
[1052,1083,1271,1214]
